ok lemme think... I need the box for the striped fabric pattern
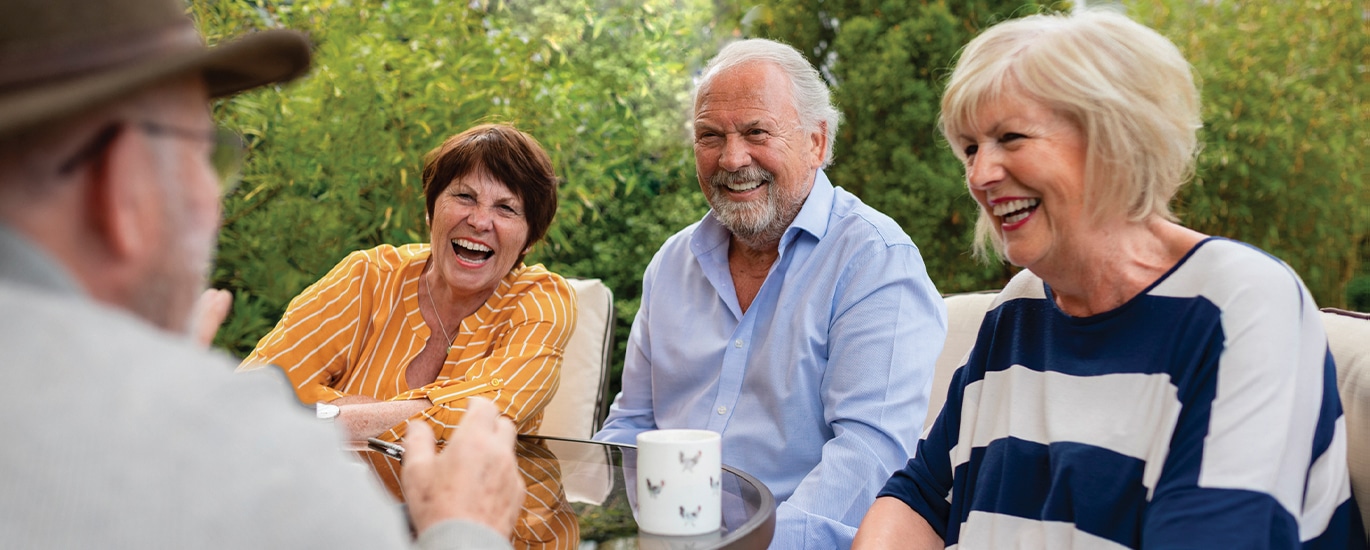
[880,238,1363,548]
[242,243,579,549]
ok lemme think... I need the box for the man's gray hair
[694,38,841,167]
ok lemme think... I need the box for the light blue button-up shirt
[595,171,947,548]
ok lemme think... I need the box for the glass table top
[520,435,776,550]
[355,434,775,549]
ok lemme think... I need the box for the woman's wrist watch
[316,401,341,422]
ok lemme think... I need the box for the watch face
[316,402,341,420]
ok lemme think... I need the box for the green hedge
[1134,0,1368,308]
[199,0,1367,398]
[195,1,716,390]
[750,0,1367,307]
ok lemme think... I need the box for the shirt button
[734,339,744,348]
[717,406,727,415]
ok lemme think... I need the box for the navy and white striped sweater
[880,238,1364,548]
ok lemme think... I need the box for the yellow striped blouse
[241,243,579,548]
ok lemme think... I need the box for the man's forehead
[694,65,797,125]
[693,102,797,133]
[692,115,774,133]
[698,61,788,96]
[695,61,794,99]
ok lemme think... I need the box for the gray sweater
[0,226,511,549]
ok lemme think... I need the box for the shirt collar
[782,169,833,246]
[692,169,835,256]
[0,223,84,295]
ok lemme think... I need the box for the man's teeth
[725,180,763,192]
[453,239,492,253]
[993,198,1040,224]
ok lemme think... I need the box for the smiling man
[594,39,948,548]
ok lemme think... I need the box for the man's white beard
[706,165,805,247]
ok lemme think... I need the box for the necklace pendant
[446,345,454,354]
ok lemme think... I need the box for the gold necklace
[423,276,454,354]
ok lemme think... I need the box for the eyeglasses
[58,121,248,196]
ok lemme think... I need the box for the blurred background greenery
[194,0,1367,403]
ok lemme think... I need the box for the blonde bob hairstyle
[939,9,1202,260]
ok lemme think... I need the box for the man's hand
[400,397,524,537]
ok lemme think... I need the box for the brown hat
[0,0,311,139]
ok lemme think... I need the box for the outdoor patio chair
[538,277,616,505]
[540,277,615,438]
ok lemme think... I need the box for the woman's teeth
[993,198,1040,224]
[452,238,494,263]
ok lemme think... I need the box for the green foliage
[1348,275,1370,313]
[1130,0,1368,307]
[193,0,716,384]
[196,0,1366,394]
[745,0,1366,305]
[740,0,1060,294]
[572,494,637,541]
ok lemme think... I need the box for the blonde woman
[855,10,1362,549]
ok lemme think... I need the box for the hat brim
[0,29,310,139]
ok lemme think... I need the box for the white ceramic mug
[635,429,722,536]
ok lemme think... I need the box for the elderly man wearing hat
[0,0,525,548]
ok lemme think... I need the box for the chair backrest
[929,292,997,429]
[539,277,615,439]
[936,292,1370,539]
[1321,307,1370,537]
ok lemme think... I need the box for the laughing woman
[242,124,578,549]
[853,9,1362,550]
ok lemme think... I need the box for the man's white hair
[694,38,841,167]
